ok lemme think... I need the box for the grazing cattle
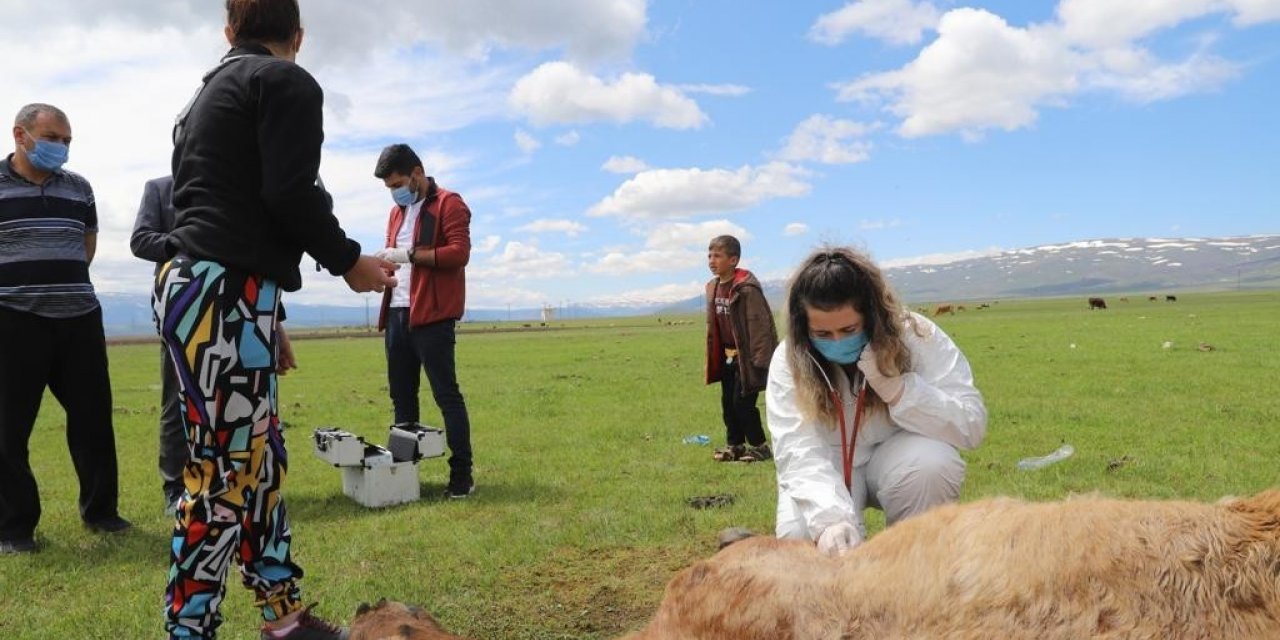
[350,600,471,640]
[1166,295,1178,302]
[932,304,953,317]
[624,489,1280,640]
[1119,297,1129,302]
[1149,296,1158,301]
[956,305,967,312]
[1088,297,1107,310]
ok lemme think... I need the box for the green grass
[2,291,1279,639]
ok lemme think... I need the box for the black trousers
[0,306,119,540]
[720,356,766,447]
[384,309,472,479]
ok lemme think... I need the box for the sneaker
[0,537,37,554]
[444,477,474,499]
[84,515,132,534]
[260,604,349,640]
[712,444,746,462]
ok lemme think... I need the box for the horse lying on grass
[624,489,1280,639]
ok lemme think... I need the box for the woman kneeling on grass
[767,246,987,557]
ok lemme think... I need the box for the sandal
[712,444,746,462]
[739,443,773,463]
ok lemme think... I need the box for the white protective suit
[767,312,987,540]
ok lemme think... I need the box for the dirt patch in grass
[465,544,699,639]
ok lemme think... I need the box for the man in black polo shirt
[0,103,131,555]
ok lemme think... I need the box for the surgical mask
[22,129,69,172]
[391,181,417,207]
[810,331,869,365]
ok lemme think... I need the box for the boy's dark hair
[225,0,300,46]
[374,144,424,179]
[709,235,741,258]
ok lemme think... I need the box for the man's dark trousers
[384,308,472,482]
[0,306,119,540]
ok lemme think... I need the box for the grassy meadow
[2,290,1278,639]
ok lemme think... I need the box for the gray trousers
[777,430,965,540]
[158,346,187,505]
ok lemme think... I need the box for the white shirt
[389,198,424,308]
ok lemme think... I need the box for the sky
[2,0,1277,310]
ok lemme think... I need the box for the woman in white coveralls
[767,247,987,556]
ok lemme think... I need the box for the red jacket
[377,179,471,329]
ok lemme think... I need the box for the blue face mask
[23,129,69,172]
[391,181,417,207]
[810,331,869,365]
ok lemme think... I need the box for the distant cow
[1088,297,1107,310]
[1119,297,1129,303]
[1149,296,1158,301]
[933,304,953,317]
[1166,295,1178,302]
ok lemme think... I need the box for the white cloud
[602,155,651,174]
[516,219,588,237]
[509,61,709,129]
[645,220,749,249]
[784,223,810,236]
[778,114,876,164]
[588,162,811,219]
[587,248,704,275]
[554,130,582,146]
[469,241,572,280]
[586,281,704,305]
[811,0,941,46]
[515,129,542,154]
[879,246,1005,268]
[474,235,503,253]
[860,218,904,230]
[676,83,752,96]
[834,1,1269,140]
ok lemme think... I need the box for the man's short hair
[374,144,424,179]
[225,0,300,45]
[709,235,741,258]
[14,103,68,129]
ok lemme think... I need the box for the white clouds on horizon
[509,61,709,129]
[784,223,810,236]
[588,162,812,219]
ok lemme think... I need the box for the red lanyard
[837,380,869,493]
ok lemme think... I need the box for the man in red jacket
[373,144,474,498]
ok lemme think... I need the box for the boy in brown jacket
[704,236,779,462]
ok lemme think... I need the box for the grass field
[2,291,1279,639]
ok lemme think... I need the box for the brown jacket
[704,269,779,395]
[376,178,471,330]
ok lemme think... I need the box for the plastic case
[341,461,420,507]
[387,423,447,462]
[313,428,367,467]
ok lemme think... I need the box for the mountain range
[98,234,1279,336]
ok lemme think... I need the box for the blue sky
[2,0,1276,309]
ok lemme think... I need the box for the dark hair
[14,103,68,129]
[374,144,424,179]
[225,0,301,46]
[785,246,914,421]
[708,235,741,258]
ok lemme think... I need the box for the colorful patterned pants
[154,257,303,639]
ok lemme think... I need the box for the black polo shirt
[0,155,99,318]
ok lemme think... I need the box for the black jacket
[169,44,359,291]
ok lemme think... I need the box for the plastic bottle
[1017,444,1075,470]
[682,435,711,445]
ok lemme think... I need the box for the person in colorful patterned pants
[157,0,395,637]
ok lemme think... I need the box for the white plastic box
[387,423,446,462]
[341,461,420,508]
